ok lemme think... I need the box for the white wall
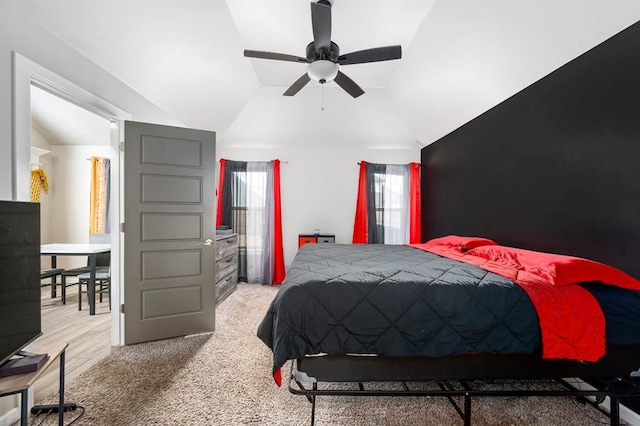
[47,145,111,270]
[0,3,181,201]
[30,132,111,269]
[222,86,418,150]
[217,146,420,267]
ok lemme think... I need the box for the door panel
[124,121,216,345]
[141,135,203,167]
[142,286,202,318]
[141,250,201,279]
[141,174,202,203]
[141,213,202,241]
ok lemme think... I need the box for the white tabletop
[41,243,111,255]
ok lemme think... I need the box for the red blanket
[411,236,640,362]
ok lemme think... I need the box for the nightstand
[298,234,335,248]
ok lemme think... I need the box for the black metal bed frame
[288,359,640,426]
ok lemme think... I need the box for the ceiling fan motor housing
[306,41,340,62]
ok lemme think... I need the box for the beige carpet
[31,284,617,425]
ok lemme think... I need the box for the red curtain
[215,158,226,227]
[272,160,286,284]
[409,162,422,243]
[353,161,421,244]
[352,161,369,243]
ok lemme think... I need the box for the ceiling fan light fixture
[307,60,338,84]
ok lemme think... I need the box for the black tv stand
[0,352,49,378]
[0,343,68,426]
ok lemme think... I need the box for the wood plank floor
[29,282,111,402]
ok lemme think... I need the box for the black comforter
[257,244,541,371]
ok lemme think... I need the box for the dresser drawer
[216,234,238,261]
[215,233,238,305]
[317,236,335,243]
[216,266,237,305]
[216,252,237,279]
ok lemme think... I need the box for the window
[229,170,267,250]
[353,161,421,245]
[217,159,285,284]
[373,170,410,244]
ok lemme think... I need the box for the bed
[255,20,640,424]
[257,237,640,425]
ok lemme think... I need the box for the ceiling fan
[244,0,402,98]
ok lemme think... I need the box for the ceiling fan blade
[283,73,311,96]
[244,50,309,63]
[334,71,364,98]
[338,45,402,66]
[311,1,332,55]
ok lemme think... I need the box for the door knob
[198,239,213,247]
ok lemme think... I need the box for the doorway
[13,52,130,349]
[28,84,114,400]
[31,84,111,257]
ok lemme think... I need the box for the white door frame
[12,52,131,346]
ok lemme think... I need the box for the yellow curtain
[30,168,49,202]
[89,157,110,234]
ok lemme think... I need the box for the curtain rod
[85,157,289,162]
[357,162,420,165]
[221,159,288,164]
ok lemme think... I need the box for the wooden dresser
[215,233,238,305]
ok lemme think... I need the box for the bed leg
[464,392,471,426]
[609,396,620,426]
[310,382,317,426]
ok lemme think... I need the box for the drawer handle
[226,239,234,244]
[226,258,233,263]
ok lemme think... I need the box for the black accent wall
[421,20,640,280]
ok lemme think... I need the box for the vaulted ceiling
[18,0,640,149]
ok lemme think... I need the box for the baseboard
[0,388,33,426]
[620,404,640,426]
[0,405,20,426]
[564,377,640,426]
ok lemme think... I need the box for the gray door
[123,121,216,345]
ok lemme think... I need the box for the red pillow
[423,235,498,251]
[467,245,640,289]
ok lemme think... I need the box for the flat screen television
[0,200,42,368]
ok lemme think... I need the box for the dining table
[40,243,111,315]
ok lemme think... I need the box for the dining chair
[40,268,65,299]
[77,269,110,312]
[60,233,110,304]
